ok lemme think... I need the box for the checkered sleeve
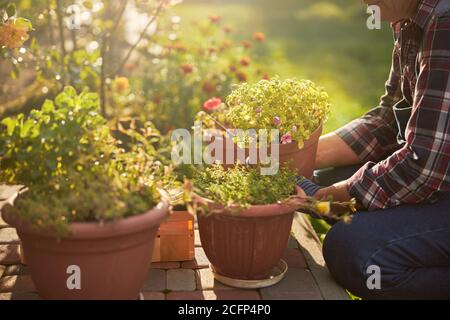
[335,47,402,162]
[347,14,450,211]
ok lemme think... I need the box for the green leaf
[1,117,17,135]
[41,100,55,113]
[20,119,35,138]
[14,17,33,30]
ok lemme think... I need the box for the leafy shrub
[0,87,164,234]
[193,164,297,207]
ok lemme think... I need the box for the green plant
[0,86,165,234]
[191,165,356,222]
[225,77,331,148]
[193,164,297,208]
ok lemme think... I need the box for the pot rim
[194,193,300,218]
[1,200,170,240]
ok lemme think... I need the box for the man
[297,0,450,299]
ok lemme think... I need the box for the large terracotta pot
[197,201,296,281]
[208,125,323,178]
[1,201,169,300]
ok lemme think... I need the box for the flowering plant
[137,15,269,133]
[225,77,331,147]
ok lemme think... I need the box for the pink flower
[203,98,222,111]
[273,116,282,126]
[281,132,292,145]
[292,125,298,133]
[255,107,262,114]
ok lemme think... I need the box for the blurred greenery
[173,0,394,133]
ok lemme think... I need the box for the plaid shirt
[336,0,450,211]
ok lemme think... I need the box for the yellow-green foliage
[226,77,331,147]
[193,164,296,207]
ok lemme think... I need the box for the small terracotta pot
[208,125,323,178]
[2,202,169,300]
[197,200,297,281]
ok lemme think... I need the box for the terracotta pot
[208,125,323,178]
[197,201,296,281]
[1,201,169,300]
[276,124,323,178]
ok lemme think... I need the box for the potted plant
[198,78,331,178]
[0,87,169,300]
[189,164,342,285]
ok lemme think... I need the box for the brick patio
[0,210,349,300]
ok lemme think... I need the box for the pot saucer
[213,259,288,289]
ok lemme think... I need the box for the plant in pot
[189,164,354,288]
[0,87,170,300]
[197,78,331,177]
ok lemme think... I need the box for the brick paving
[0,213,349,300]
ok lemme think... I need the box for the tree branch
[56,0,67,85]
[99,0,129,117]
[109,0,166,78]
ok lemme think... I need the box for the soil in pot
[2,202,169,300]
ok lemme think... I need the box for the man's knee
[323,221,378,298]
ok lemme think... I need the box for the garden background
[0,0,394,238]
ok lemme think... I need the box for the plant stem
[99,0,129,117]
[46,0,55,46]
[56,0,66,86]
[109,0,166,78]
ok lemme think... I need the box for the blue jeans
[315,165,450,300]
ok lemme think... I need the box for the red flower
[281,132,293,145]
[202,81,216,94]
[203,98,222,111]
[240,57,251,67]
[209,15,221,23]
[242,40,252,49]
[181,63,194,74]
[253,32,266,43]
[236,71,248,82]
[223,26,232,34]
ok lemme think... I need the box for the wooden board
[152,211,195,262]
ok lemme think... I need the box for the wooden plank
[291,212,350,300]
[152,211,195,263]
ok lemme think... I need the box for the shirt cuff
[345,162,392,211]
